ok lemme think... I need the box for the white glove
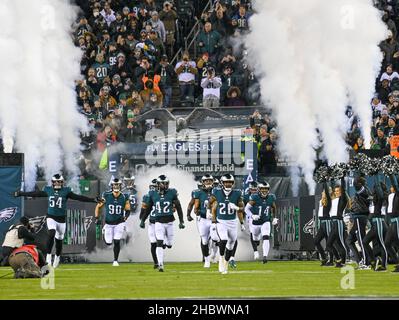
[272,218,279,226]
[240,223,246,231]
[206,209,213,220]
[252,215,260,221]
[228,203,239,211]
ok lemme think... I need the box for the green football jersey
[249,193,276,225]
[43,186,71,217]
[102,191,128,225]
[195,189,212,218]
[212,188,242,221]
[142,193,156,223]
[148,188,178,223]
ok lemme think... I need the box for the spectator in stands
[96,125,116,152]
[91,52,110,86]
[147,11,166,43]
[353,136,365,152]
[148,29,165,62]
[210,5,230,37]
[117,110,145,143]
[231,4,252,34]
[371,96,386,119]
[175,51,198,104]
[99,85,117,110]
[201,67,222,108]
[378,79,392,104]
[197,22,222,64]
[100,2,116,27]
[371,127,389,153]
[384,116,399,138]
[103,110,121,134]
[380,64,399,83]
[135,55,151,91]
[140,80,163,110]
[127,90,145,112]
[220,65,241,104]
[142,70,161,93]
[379,31,399,70]
[110,52,132,82]
[258,125,277,176]
[159,1,178,57]
[225,86,246,106]
[110,74,124,99]
[155,54,176,108]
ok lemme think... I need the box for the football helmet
[248,181,258,193]
[156,175,169,193]
[123,175,135,190]
[111,178,122,193]
[213,178,220,188]
[258,181,270,198]
[149,178,157,191]
[201,174,214,190]
[220,174,235,194]
[51,174,64,190]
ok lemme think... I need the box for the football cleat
[254,251,259,260]
[320,259,328,266]
[375,266,387,272]
[158,265,164,272]
[112,261,119,267]
[228,259,237,269]
[335,262,345,268]
[153,264,159,269]
[392,265,399,273]
[262,257,268,264]
[53,255,60,268]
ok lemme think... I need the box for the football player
[95,178,131,266]
[244,181,277,263]
[187,181,203,222]
[193,174,215,268]
[242,181,259,259]
[140,175,185,272]
[139,179,158,268]
[15,174,98,268]
[123,175,138,213]
[209,174,245,274]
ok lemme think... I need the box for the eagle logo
[303,218,315,236]
[0,207,18,223]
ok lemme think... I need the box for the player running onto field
[140,175,185,272]
[244,181,277,263]
[95,178,131,266]
[15,174,98,268]
[209,174,245,274]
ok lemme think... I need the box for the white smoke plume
[245,0,388,193]
[0,0,87,190]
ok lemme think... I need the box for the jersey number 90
[108,204,122,215]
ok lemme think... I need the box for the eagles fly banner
[0,166,23,245]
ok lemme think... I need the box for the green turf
[0,261,399,299]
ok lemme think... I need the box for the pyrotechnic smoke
[0,0,87,190]
[245,0,388,193]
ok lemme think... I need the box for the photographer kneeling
[2,217,47,278]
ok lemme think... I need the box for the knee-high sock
[55,239,63,256]
[47,230,56,255]
[219,240,227,257]
[113,240,121,261]
[151,243,158,265]
[201,242,209,257]
[232,240,238,257]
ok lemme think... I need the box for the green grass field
[0,261,399,299]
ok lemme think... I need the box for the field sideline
[0,261,399,299]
